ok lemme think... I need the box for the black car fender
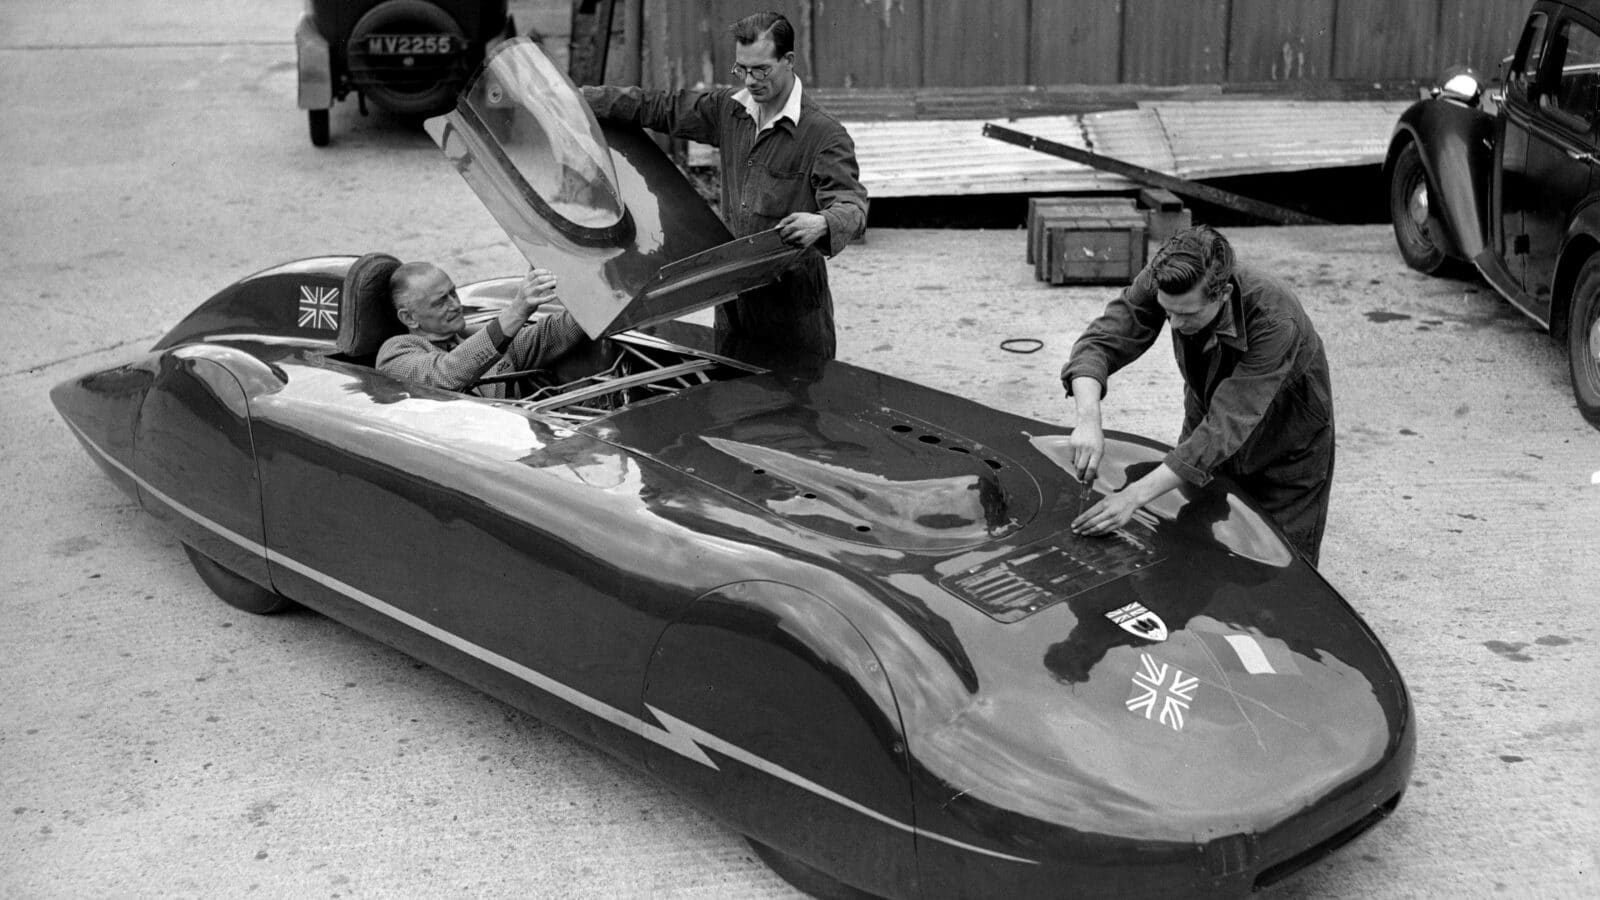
[1552,199,1600,339]
[640,579,919,898]
[1385,97,1498,260]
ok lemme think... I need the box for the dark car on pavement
[1386,0,1600,426]
[294,0,516,146]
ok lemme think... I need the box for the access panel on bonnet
[940,521,1164,622]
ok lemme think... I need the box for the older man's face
[397,266,465,339]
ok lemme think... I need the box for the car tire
[349,0,469,116]
[1567,256,1600,427]
[1389,142,1463,277]
[182,544,296,615]
[745,838,883,900]
[308,108,330,147]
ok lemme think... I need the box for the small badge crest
[298,285,340,331]
[1106,601,1168,641]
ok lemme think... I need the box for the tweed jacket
[376,310,587,399]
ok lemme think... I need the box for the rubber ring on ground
[1000,338,1044,354]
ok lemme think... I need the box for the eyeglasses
[730,62,780,82]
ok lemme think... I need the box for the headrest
[335,252,404,358]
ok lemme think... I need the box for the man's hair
[1149,225,1234,301]
[389,262,436,311]
[729,11,794,58]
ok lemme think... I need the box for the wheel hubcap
[1407,182,1430,228]
[1588,315,1600,367]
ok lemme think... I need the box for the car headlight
[1433,66,1484,106]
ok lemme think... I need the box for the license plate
[365,34,458,55]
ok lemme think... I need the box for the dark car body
[57,39,1414,899]
[295,0,514,146]
[1384,0,1600,426]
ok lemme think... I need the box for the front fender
[1385,98,1498,260]
[640,581,918,898]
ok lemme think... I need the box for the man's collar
[735,76,804,132]
[1209,280,1246,351]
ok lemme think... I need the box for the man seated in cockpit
[376,262,589,399]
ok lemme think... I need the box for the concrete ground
[2,1,1597,898]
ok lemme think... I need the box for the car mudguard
[1553,199,1600,339]
[295,15,333,110]
[641,581,919,898]
[132,346,281,593]
[1386,98,1498,260]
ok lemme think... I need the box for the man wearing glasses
[377,263,588,398]
[581,11,868,367]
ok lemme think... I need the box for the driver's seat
[334,252,405,367]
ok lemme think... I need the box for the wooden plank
[1029,0,1120,84]
[922,0,1030,86]
[1332,0,1437,80]
[983,122,1332,225]
[810,0,921,88]
[1227,0,1336,81]
[1122,0,1229,84]
[1435,0,1530,79]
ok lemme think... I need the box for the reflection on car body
[55,38,1416,899]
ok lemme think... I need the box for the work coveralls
[583,82,868,367]
[1062,263,1336,564]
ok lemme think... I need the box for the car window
[1514,12,1550,84]
[1553,19,1600,125]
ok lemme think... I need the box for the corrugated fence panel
[923,0,1033,85]
[645,1,1540,91]
[1333,0,1438,79]
[813,0,922,88]
[1029,0,1122,84]
[1435,0,1530,79]
[1122,0,1230,85]
[1227,0,1337,81]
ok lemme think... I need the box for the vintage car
[54,38,1415,899]
[1385,0,1600,427]
[294,0,516,146]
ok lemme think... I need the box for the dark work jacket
[1061,263,1336,563]
[582,82,868,366]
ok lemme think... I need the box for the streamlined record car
[1385,0,1600,426]
[55,38,1414,899]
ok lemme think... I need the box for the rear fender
[132,345,284,593]
[295,15,333,110]
[1385,98,1498,260]
[1553,204,1600,340]
[641,581,918,898]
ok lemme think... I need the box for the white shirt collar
[735,76,803,133]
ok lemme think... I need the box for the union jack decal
[297,285,340,330]
[1126,653,1198,731]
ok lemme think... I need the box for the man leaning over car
[1061,225,1336,565]
[377,263,587,399]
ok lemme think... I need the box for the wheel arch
[640,579,920,898]
[1385,99,1498,261]
[1552,211,1600,341]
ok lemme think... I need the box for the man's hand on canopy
[776,212,828,249]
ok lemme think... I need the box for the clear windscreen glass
[461,44,625,232]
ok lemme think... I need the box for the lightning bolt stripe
[64,421,1036,866]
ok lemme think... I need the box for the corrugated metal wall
[641,0,1529,91]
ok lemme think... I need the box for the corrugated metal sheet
[835,99,1412,198]
[1085,100,1415,179]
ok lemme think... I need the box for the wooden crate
[1046,211,1148,284]
[1027,197,1138,266]
[1137,187,1193,246]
